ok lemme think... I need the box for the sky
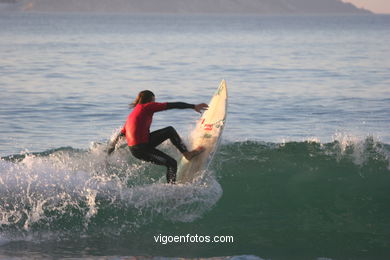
[343,0,390,14]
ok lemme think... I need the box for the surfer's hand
[107,146,115,155]
[107,143,116,155]
[107,132,125,155]
[194,103,208,113]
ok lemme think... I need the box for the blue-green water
[0,13,390,259]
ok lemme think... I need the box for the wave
[0,142,221,239]
[0,136,389,246]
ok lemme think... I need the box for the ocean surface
[0,13,390,259]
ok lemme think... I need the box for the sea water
[0,13,390,259]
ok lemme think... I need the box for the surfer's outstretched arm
[166,102,208,113]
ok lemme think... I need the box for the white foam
[0,145,222,233]
[332,132,390,168]
[120,171,222,222]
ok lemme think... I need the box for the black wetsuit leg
[130,144,177,183]
[149,126,188,153]
[129,126,188,184]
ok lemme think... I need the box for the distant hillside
[1,0,371,14]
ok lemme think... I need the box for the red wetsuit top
[121,102,168,146]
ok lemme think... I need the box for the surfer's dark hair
[130,90,155,108]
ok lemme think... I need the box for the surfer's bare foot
[183,146,205,160]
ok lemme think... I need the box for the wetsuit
[120,102,195,183]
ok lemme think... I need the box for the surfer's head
[130,90,155,108]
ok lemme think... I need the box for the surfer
[108,90,208,184]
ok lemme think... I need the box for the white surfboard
[177,80,228,183]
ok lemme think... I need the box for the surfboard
[177,80,228,183]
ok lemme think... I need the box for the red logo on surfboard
[204,124,213,131]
